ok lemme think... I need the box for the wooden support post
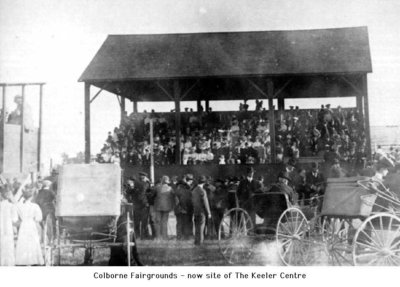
[37,84,43,172]
[149,119,155,184]
[277,97,285,122]
[120,96,126,124]
[84,83,91,163]
[174,80,182,164]
[205,100,210,111]
[356,92,364,127]
[133,101,138,113]
[362,75,372,159]
[267,79,276,163]
[0,86,6,173]
[197,100,202,112]
[278,98,285,111]
[20,85,25,172]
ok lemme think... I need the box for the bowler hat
[278,171,291,182]
[286,159,297,167]
[198,176,207,184]
[185,174,194,181]
[139,172,148,177]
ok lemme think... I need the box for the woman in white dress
[15,188,44,266]
[0,187,18,266]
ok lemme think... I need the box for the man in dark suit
[192,176,211,245]
[237,167,261,225]
[305,162,325,202]
[261,171,296,228]
[174,174,194,240]
[129,172,150,239]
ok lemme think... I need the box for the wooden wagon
[42,164,136,265]
[275,176,400,266]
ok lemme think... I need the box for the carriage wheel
[126,212,132,266]
[353,213,400,266]
[43,214,54,266]
[218,208,254,264]
[321,217,352,266]
[276,207,312,266]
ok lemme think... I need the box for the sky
[1,0,400,171]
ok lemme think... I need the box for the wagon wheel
[321,217,353,266]
[276,207,312,266]
[43,214,54,266]
[126,212,132,266]
[353,213,400,266]
[218,208,254,264]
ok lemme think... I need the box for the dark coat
[129,181,149,210]
[174,181,193,215]
[35,188,55,218]
[237,178,261,210]
[305,171,325,194]
[192,185,211,216]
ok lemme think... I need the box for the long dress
[0,200,18,266]
[15,201,44,266]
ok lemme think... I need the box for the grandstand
[79,27,372,181]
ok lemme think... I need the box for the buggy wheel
[218,208,254,265]
[321,217,352,266]
[276,207,311,266]
[353,213,400,266]
[126,212,132,266]
[43,214,54,266]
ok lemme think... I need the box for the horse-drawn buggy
[217,186,294,264]
[275,176,400,266]
[42,164,138,266]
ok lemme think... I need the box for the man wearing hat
[174,174,194,240]
[261,171,296,228]
[370,157,395,213]
[305,162,325,201]
[35,180,56,235]
[191,176,211,245]
[284,159,298,190]
[7,95,34,131]
[7,95,22,125]
[274,171,296,201]
[131,172,151,239]
[237,167,261,225]
[328,159,347,178]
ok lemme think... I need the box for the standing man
[140,172,157,239]
[204,176,216,239]
[154,176,174,240]
[236,167,260,225]
[192,176,211,246]
[174,174,194,240]
[208,179,227,238]
[35,180,56,227]
[130,173,150,239]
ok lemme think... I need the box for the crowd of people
[122,160,330,246]
[0,178,55,266]
[96,102,367,170]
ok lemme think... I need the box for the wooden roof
[79,27,372,83]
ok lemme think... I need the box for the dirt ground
[54,237,330,266]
